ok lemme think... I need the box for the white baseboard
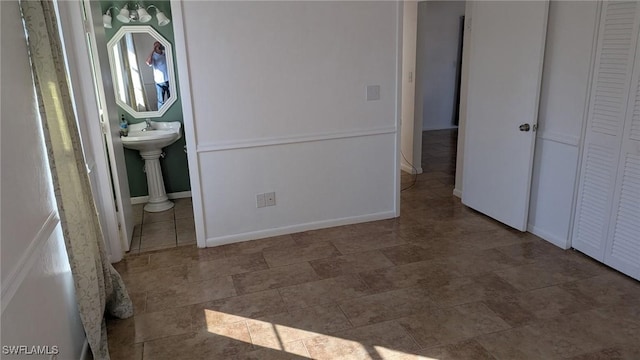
[452,188,462,198]
[401,163,423,175]
[205,211,396,248]
[80,339,90,360]
[527,224,571,250]
[131,191,192,205]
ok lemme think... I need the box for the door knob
[519,123,531,132]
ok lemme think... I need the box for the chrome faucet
[141,119,152,131]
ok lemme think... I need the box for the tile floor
[129,198,196,254]
[109,130,640,359]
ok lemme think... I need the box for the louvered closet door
[603,32,640,279]
[572,1,640,261]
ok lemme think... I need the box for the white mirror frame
[106,25,177,118]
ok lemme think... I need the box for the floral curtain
[19,1,133,359]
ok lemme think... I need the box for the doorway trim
[404,1,469,197]
[170,0,206,247]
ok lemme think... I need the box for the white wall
[176,1,400,246]
[415,1,465,131]
[0,1,85,358]
[528,1,600,249]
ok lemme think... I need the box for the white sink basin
[120,121,182,212]
[122,121,182,152]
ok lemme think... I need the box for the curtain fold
[19,1,133,359]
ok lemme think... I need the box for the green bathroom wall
[100,0,190,197]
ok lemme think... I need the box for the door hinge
[100,121,109,135]
[83,19,92,34]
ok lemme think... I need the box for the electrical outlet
[256,193,266,208]
[265,192,276,206]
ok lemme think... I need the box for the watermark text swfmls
[2,345,59,355]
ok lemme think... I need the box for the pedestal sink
[121,121,182,212]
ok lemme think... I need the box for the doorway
[414,1,465,183]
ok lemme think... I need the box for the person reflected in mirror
[146,41,169,110]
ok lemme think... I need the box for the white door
[58,0,135,260]
[461,1,549,231]
[572,1,640,265]
[83,0,135,255]
[605,53,640,279]
[572,0,640,280]
[54,1,128,262]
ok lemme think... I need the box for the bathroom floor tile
[129,198,195,254]
[177,230,196,245]
[173,198,194,220]
[129,235,141,255]
[132,204,144,225]
[140,220,176,251]
[176,216,195,233]
[143,208,175,224]
[141,219,175,237]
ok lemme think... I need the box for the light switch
[366,85,380,101]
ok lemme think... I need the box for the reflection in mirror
[107,26,176,118]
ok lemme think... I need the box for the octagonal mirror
[107,26,176,118]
